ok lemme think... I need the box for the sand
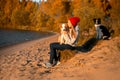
[0,34,120,80]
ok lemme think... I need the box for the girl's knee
[50,43,54,48]
[50,42,58,48]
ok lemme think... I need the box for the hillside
[0,34,120,80]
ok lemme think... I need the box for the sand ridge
[0,34,120,80]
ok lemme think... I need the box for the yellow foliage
[0,0,119,37]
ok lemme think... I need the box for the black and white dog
[93,18,110,40]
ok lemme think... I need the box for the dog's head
[61,23,69,31]
[93,18,101,25]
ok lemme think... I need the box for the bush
[11,10,30,27]
[59,50,76,62]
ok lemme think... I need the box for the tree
[110,0,120,36]
[37,0,72,31]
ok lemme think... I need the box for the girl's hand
[70,26,77,38]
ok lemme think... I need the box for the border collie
[93,18,110,40]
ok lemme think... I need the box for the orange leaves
[25,1,35,12]
[0,0,119,34]
[93,0,103,8]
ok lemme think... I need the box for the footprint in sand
[39,70,51,76]
[19,66,26,72]
[29,69,37,74]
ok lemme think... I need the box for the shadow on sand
[75,37,98,52]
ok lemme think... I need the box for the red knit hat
[69,17,80,27]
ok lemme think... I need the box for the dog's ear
[93,18,96,23]
[98,18,101,21]
[98,18,101,24]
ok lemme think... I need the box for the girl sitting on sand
[44,17,80,68]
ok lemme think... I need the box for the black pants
[49,42,75,64]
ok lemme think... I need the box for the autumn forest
[0,0,120,37]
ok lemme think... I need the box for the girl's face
[67,20,73,28]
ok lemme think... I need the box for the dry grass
[59,50,77,62]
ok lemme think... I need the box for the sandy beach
[0,34,120,80]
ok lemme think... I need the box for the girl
[44,17,80,68]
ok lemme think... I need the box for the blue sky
[32,0,47,2]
